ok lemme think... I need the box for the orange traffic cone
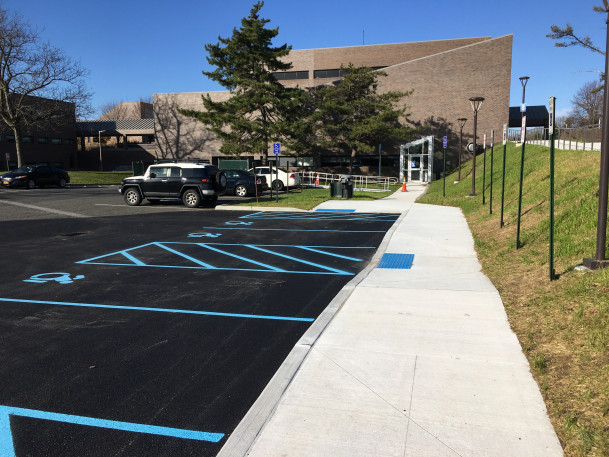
[401,177,407,192]
[315,174,319,187]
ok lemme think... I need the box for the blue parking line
[202,227,385,233]
[0,298,315,322]
[0,405,224,456]
[315,209,356,212]
[238,211,398,222]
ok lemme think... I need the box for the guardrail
[300,171,399,191]
[507,126,602,151]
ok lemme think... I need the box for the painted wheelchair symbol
[24,273,85,285]
[188,232,222,238]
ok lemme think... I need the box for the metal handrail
[300,171,399,191]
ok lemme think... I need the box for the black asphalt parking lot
[0,187,398,456]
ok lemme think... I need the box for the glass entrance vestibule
[399,136,434,183]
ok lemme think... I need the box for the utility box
[218,159,249,170]
[132,161,144,176]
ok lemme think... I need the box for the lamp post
[98,130,105,172]
[457,117,467,181]
[584,0,609,269]
[516,76,530,249]
[468,97,484,196]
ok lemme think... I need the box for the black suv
[119,162,227,208]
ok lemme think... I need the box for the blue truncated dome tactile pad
[377,253,414,269]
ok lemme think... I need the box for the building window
[51,138,62,144]
[314,67,386,79]
[66,138,76,145]
[320,155,351,166]
[272,70,309,81]
[314,69,348,79]
[22,136,33,143]
[6,135,15,142]
[38,137,48,144]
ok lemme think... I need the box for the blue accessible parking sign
[272,142,281,155]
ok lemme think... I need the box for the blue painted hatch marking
[0,405,224,456]
[0,298,315,322]
[76,242,374,275]
[377,253,415,269]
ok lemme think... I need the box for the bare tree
[0,7,92,166]
[571,80,604,127]
[154,94,215,160]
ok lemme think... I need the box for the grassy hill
[419,142,609,456]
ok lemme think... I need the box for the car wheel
[218,171,227,191]
[182,189,201,208]
[271,179,284,191]
[26,179,36,189]
[235,185,248,197]
[58,178,67,188]
[123,188,142,206]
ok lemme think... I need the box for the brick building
[0,96,77,170]
[154,35,513,176]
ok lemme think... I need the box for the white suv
[249,167,300,191]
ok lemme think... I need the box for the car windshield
[13,166,35,173]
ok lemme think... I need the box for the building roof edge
[290,36,493,53]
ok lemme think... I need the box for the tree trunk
[349,148,357,174]
[13,127,23,167]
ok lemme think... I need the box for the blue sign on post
[443,136,447,148]
[272,142,281,155]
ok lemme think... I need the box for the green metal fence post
[482,133,487,205]
[490,130,494,214]
[500,124,507,227]
[549,97,556,280]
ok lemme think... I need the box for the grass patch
[69,171,132,185]
[419,142,609,456]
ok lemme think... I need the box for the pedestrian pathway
[219,183,563,457]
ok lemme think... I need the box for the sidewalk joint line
[312,347,463,457]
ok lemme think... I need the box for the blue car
[222,169,264,197]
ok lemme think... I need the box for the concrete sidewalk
[219,184,563,457]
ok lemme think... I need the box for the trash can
[330,181,342,197]
[341,175,353,199]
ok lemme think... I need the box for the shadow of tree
[153,94,216,161]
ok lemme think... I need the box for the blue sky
[3,0,605,118]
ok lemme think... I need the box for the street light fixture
[516,76,530,249]
[468,97,484,196]
[457,117,467,181]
